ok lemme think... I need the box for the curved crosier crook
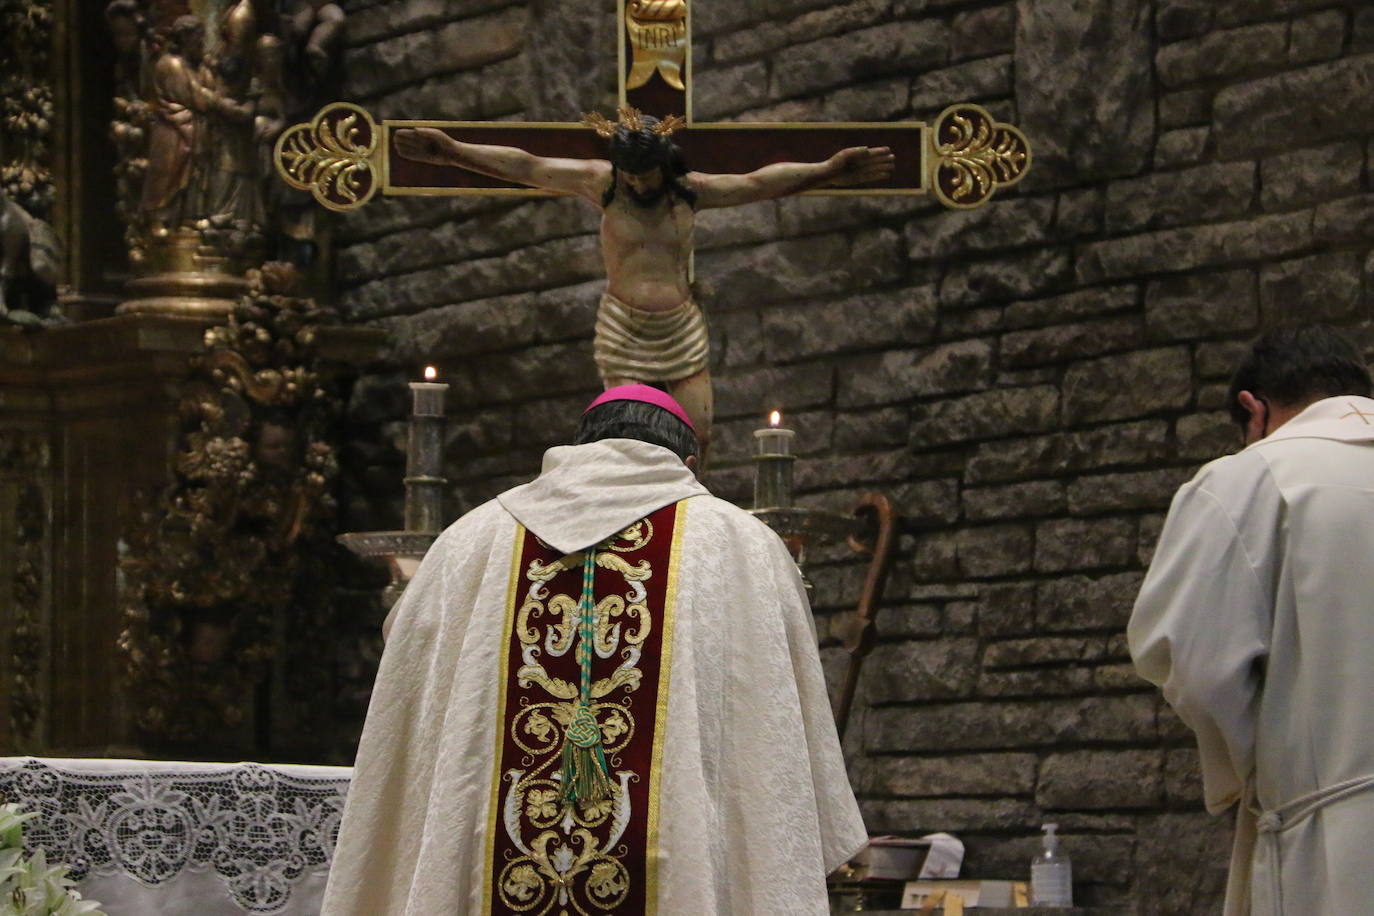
[834,492,899,740]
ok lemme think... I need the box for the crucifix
[274,0,1031,443]
[278,1,1024,730]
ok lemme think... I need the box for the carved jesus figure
[394,107,894,446]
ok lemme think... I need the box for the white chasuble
[1130,396,1374,916]
[321,439,866,916]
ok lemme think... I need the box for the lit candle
[410,364,447,416]
[405,365,449,532]
[753,410,796,509]
[755,410,795,456]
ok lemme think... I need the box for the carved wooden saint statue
[105,0,350,309]
[395,107,893,442]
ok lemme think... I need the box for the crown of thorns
[582,106,685,138]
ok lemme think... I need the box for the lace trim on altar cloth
[0,758,350,914]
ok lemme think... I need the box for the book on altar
[900,879,1029,909]
[849,833,964,881]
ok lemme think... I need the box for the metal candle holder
[404,380,447,532]
[753,425,796,509]
[338,373,450,609]
[749,422,898,740]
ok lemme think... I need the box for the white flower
[0,805,106,916]
[0,804,38,849]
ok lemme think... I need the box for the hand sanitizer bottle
[1031,823,1073,906]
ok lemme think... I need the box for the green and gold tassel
[560,548,613,804]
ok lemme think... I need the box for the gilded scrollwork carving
[928,103,1031,210]
[625,0,689,91]
[11,482,45,742]
[1,0,60,324]
[0,430,50,743]
[106,1,151,265]
[273,102,380,212]
[0,0,53,216]
[118,262,344,746]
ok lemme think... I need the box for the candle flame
[769,410,781,427]
[424,365,437,381]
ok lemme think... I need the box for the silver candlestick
[405,378,448,532]
[752,412,796,509]
[339,367,449,609]
[746,411,899,742]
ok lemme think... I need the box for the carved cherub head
[253,417,297,472]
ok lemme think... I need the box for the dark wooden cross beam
[275,0,1030,212]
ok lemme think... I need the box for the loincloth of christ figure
[394,106,894,448]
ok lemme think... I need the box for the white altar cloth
[0,756,351,915]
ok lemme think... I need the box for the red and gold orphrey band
[484,501,686,916]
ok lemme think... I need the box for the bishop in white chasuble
[322,429,866,916]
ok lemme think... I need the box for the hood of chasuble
[497,438,709,556]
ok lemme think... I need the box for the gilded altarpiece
[0,316,208,754]
[0,430,52,753]
[0,309,380,757]
[118,264,357,756]
[0,0,372,759]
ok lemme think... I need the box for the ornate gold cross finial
[929,104,1032,209]
[274,103,381,210]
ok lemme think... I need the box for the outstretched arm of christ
[691,145,895,209]
[394,127,609,203]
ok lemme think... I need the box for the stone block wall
[329,0,1374,910]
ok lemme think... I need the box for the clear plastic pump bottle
[1030,822,1073,906]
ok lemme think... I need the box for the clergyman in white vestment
[321,385,866,916]
[1129,325,1374,916]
